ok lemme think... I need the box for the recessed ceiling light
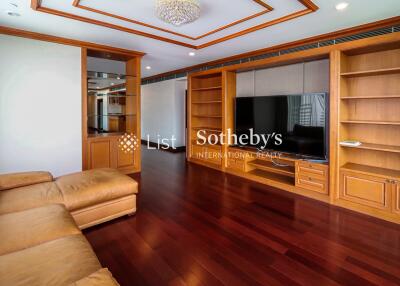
[336,2,349,11]
[145,66,152,70]
[6,11,20,17]
[189,52,196,56]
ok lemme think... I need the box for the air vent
[142,25,399,85]
[335,27,393,44]
[318,40,335,47]
[280,43,319,55]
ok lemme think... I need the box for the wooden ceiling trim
[73,0,274,41]
[143,16,400,82]
[31,0,318,49]
[37,6,197,49]
[0,25,145,57]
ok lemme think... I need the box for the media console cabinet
[187,32,400,224]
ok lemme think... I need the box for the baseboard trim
[141,140,186,153]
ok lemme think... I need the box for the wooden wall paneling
[345,74,400,97]
[125,57,141,172]
[221,71,236,169]
[329,50,341,202]
[82,48,89,170]
[345,48,400,72]
[342,98,400,122]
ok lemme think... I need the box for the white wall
[0,35,82,177]
[141,78,187,148]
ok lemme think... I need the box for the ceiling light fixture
[335,2,349,11]
[156,0,200,26]
[146,66,152,70]
[189,52,196,56]
[6,11,20,17]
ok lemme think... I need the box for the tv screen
[235,94,327,158]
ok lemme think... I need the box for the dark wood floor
[85,148,400,286]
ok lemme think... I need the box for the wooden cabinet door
[339,171,391,210]
[394,182,400,215]
[114,137,135,170]
[88,138,112,169]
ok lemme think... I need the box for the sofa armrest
[0,171,54,191]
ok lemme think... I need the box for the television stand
[226,146,330,202]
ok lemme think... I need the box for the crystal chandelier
[156,0,200,26]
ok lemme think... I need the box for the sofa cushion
[0,204,81,255]
[56,168,138,211]
[69,268,120,286]
[0,234,102,286]
[0,171,53,191]
[0,182,64,215]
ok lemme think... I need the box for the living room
[0,0,400,285]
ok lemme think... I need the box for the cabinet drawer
[339,171,391,210]
[295,161,329,194]
[297,161,328,179]
[296,175,328,194]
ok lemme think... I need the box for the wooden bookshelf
[336,47,400,222]
[188,71,225,167]
[340,67,400,77]
[340,142,400,154]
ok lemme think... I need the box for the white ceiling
[0,0,399,78]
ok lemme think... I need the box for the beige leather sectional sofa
[0,168,138,286]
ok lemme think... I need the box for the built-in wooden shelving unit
[187,33,400,224]
[336,46,400,222]
[82,49,142,174]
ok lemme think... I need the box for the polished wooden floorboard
[85,148,400,286]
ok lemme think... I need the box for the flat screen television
[235,94,328,159]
